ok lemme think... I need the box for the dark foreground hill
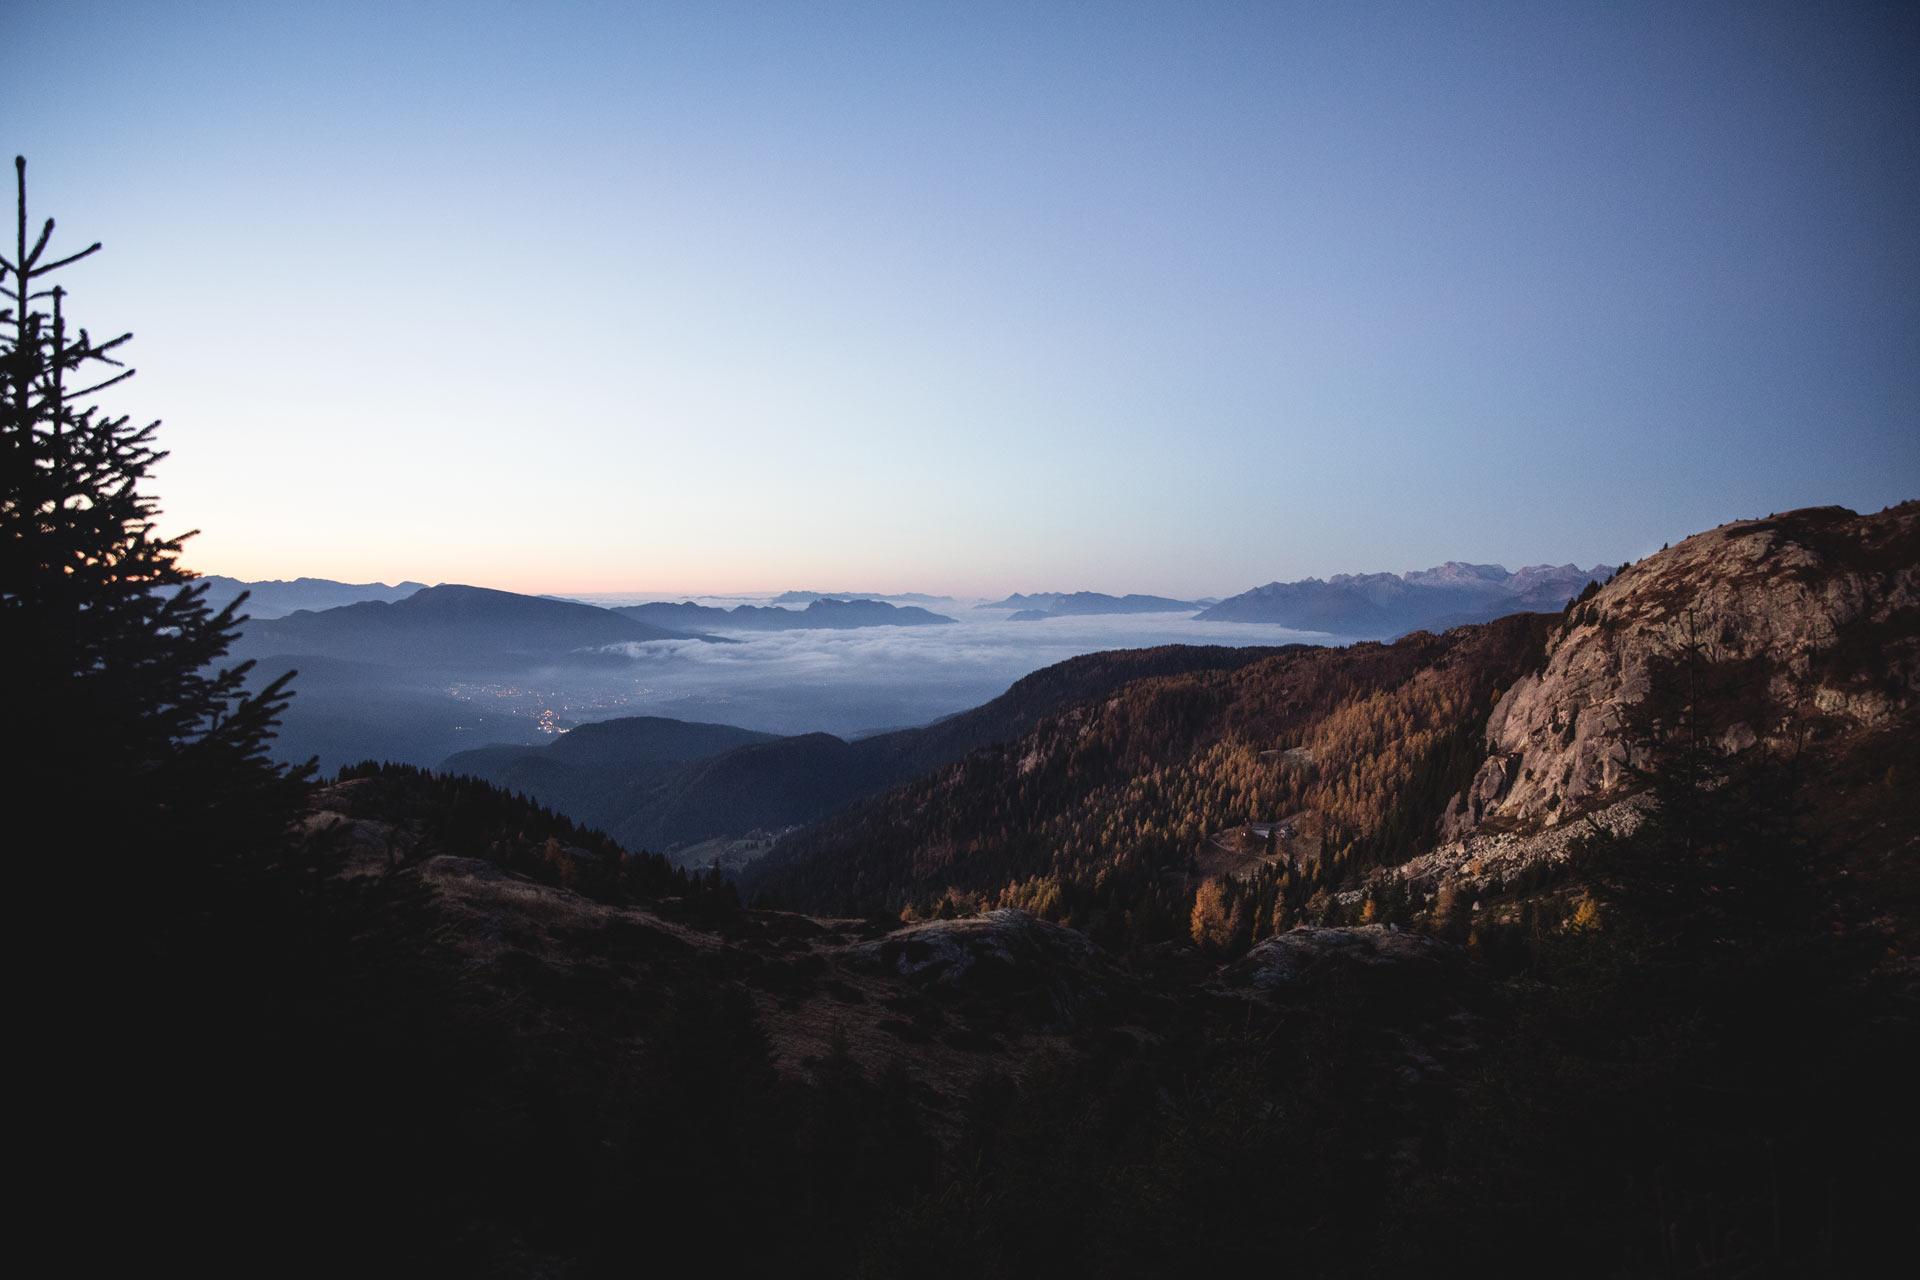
[129,702,1912,1274]
[155,764,1500,1272]
[84,504,1915,1275]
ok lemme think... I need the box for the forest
[746,612,1555,950]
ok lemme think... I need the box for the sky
[9,1,1917,597]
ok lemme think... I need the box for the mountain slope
[745,504,1918,946]
[743,615,1551,929]
[1453,503,1918,833]
[232,583,711,670]
[603,732,881,853]
[240,764,1505,1273]
[124,511,1917,1276]
[440,645,1295,860]
[442,717,781,830]
[1384,502,1920,931]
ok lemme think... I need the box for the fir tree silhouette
[2,155,308,862]
[6,158,316,1260]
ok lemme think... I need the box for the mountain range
[747,504,1915,935]
[979,591,1200,618]
[771,590,954,605]
[612,597,956,631]
[193,574,428,619]
[236,501,1914,1273]
[229,583,715,671]
[1195,560,1613,637]
[203,560,1606,645]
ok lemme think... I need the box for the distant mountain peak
[771,589,952,606]
[229,581,716,671]
[188,574,430,619]
[1199,559,1609,637]
[1402,561,1512,588]
[612,597,956,632]
[978,591,1198,617]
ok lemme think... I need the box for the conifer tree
[1,156,306,861]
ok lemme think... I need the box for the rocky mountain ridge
[1447,503,1918,838]
[745,504,1917,945]
[1197,559,1611,637]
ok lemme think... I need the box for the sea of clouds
[527,609,1335,739]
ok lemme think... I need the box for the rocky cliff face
[1444,503,1919,839]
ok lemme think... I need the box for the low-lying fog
[534,611,1333,739]
[266,604,1336,772]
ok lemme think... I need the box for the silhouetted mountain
[978,591,1199,616]
[614,597,956,631]
[231,583,715,671]
[193,574,428,619]
[771,589,952,605]
[1197,560,1610,637]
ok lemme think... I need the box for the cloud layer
[534,614,1330,739]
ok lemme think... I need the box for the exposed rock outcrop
[1225,924,1462,992]
[1389,795,1647,917]
[1445,503,1919,838]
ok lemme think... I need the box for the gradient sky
[10,1,1917,596]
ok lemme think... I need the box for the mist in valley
[256,604,1331,772]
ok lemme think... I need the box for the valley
[16,7,1914,1268]
[200,501,1912,1273]
[224,554,1617,774]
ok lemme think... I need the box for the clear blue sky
[10,1,1916,595]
